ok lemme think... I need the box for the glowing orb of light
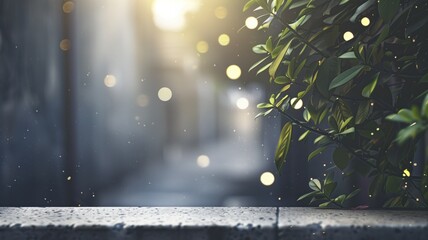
[260,172,275,186]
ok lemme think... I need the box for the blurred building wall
[0,0,67,206]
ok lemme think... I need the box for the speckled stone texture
[278,207,428,240]
[0,207,427,239]
[0,207,277,240]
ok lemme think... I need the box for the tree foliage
[245,0,428,208]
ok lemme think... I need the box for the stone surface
[1,207,428,239]
[0,207,277,240]
[278,207,428,240]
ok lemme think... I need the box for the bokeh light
[218,34,230,46]
[59,39,71,51]
[290,98,303,110]
[104,74,117,88]
[236,97,249,110]
[260,172,275,186]
[245,16,258,29]
[361,17,370,26]
[62,1,74,13]
[343,31,354,41]
[196,41,209,53]
[226,65,241,80]
[197,155,210,168]
[158,87,173,101]
[214,6,227,19]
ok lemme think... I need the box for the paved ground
[1,207,427,240]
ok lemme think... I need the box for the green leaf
[308,146,327,161]
[279,84,291,93]
[334,194,346,204]
[345,189,361,200]
[249,56,269,72]
[276,94,289,107]
[374,26,390,47]
[378,0,400,23]
[369,174,385,196]
[350,0,376,22]
[274,122,293,172]
[286,58,295,79]
[297,191,319,201]
[255,0,271,12]
[329,65,364,90]
[298,130,310,141]
[319,201,332,208]
[386,109,416,124]
[289,15,306,30]
[269,41,292,78]
[274,76,291,84]
[289,0,309,9]
[255,108,274,119]
[324,182,337,197]
[309,179,322,191]
[355,101,371,124]
[266,36,273,53]
[316,57,340,98]
[362,72,379,98]
[257,103,273,109]
[293,59,307,79]
[303,109,311,122]
[243,0,257,11]
[332,99,353,127]
[333,147,350,170]
[338,52,356,59]
[256,62,272,75]
[269,94,275,104]
[338,127,355,135]
[252,44,268,54]
[339,116,353,131]
[254,112,265,119]
[385,176,402,193]
[422,93,428,117]
[275,0,285,11]
[420,73,428,83]
[395,122,426,145]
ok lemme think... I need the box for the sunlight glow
[197,155,210,168]
[158,87,173,101]
[236,97,249,110]
[361,17,370,26]
[226,65,241,80]
[290,98,303,110]
[196,41,209,53]
[245,16,258,29]
[104,74,117,88]
[218,34,230,46]
[343,31,354,41]
[260,172,275,186]
[152,0,200,31]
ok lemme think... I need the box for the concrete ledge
[0,207,427,239]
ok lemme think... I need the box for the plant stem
[322,191,344,208]
[274,106,421,180]
[274,106,331,137]
[268,11,329,58]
